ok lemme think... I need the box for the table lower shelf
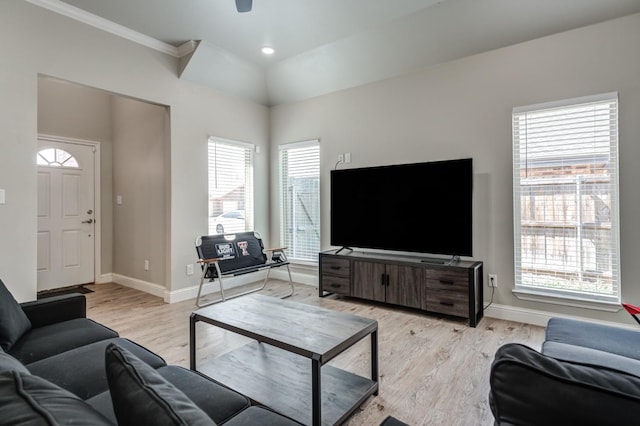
[197,341,378,426]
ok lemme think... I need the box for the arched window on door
[36,148,79,168]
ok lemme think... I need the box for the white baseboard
[484,303,637,330]
[110,274,166,299]
[165,269,317,304]
[97,269,317,304]
[484,303,553,327]
[95,273,113,284]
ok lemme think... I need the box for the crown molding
[177,40,198,57]
[24,0,185,57]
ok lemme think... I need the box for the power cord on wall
[483,278,495,311]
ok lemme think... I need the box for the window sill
[512,288,621,313]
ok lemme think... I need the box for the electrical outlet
[144,259,150,271]
[338,154,344,163]
[345,152,352,163]
[488,274,498,288]
[186,264,194,276]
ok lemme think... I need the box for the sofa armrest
[20,294,86,328]
[490,343,640,425]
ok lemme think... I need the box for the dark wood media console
[319,250,484,327]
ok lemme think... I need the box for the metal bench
[195,231,294,307]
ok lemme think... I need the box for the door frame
[37,134,102,284]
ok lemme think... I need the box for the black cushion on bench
[197,232,271,277]
[27,337,166,400]
[9,317,119,364]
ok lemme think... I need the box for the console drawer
[321,275,350,295]
[321,256,351,278]
[427,270,468,292]
[425,289,469,318]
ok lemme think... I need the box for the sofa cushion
[27,337,166,400]
[545,317,640,361]
[543,341,640,376]
[89,367,256,425]
[223,406,302,426]
[9,317,119,364]
[0,347,29,375]
[0,370,112,425]
[0,278,31,352]
[490,343,640,425]
[105,343,216,426]
[86,390,118,424]
[157,365,251,424]
[379,416,411,426]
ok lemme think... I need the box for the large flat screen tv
[330,158,473,257]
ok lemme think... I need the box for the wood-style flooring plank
[83,281,545,426]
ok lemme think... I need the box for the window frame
[512,92,621,307]
[279,139,320,264]
[207,137,254,235]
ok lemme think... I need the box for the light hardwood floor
[83,281,545,426]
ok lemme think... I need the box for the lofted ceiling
[28,0,640,106]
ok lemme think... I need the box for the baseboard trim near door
[98,273,166,299]
[99,271,315,304]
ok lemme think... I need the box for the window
[36,148,79,168]
[208,137,254,235]
[279,140,320,263]
[513,92,620,303]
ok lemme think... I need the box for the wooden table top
[192,293,378,363]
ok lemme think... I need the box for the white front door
[37,140,95,291]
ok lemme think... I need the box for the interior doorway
[37,75,169,293]
[37,137,99,291]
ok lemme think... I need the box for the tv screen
[330,158,473,257]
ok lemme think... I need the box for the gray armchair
[489,318,640,425]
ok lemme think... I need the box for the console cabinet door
[387,265,423,309]
[352,260,386,302]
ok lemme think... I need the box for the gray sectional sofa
[489,316,640,425]
[0,279,301,425]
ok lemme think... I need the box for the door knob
[82,219,94,224]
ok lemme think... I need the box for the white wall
[3,0,639,327]
[270,13,640,325]
[112,97,168,286]
[0,0,270,301]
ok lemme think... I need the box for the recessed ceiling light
[261,46,275,55]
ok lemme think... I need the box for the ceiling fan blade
[235,0,252,13]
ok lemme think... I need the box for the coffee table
[189,293,379,426]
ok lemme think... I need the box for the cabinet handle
[439,301,454,307]
[381,274,386,286]
[439,280,454,285]
[330,266,341,270]
[330,283,340,288]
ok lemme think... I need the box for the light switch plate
[0,189,5,204]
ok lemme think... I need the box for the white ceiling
[30,0,640,105]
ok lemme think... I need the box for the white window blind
[513,92,620,303]
[279,140,320,263]
[208,137,254,235]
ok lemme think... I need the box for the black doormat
[37,285,94,299]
